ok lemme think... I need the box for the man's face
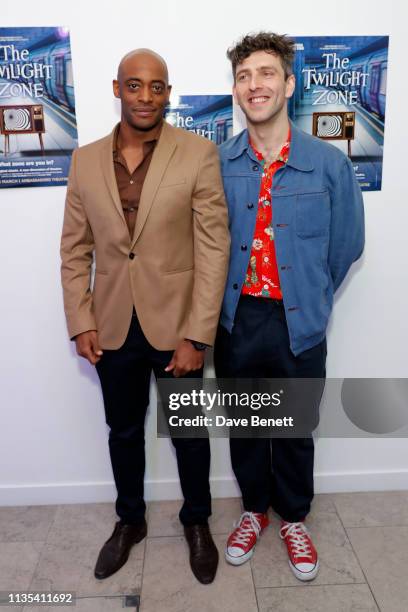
[113,54,171,132]
[233,50,295,126]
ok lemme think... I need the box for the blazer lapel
[131,121,176,247]
[100,125,126,224]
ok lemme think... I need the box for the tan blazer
[60,121,230,350]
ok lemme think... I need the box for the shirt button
[129,253,135,260]
[241,245,247,251]
[247,203,254,209]
[233,283,238,290]
[130,180,134,184]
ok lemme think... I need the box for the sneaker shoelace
[230,512,263,547]
[279,522,313,560]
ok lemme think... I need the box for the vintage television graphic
[0,104,45,156]
[312,111,355,157]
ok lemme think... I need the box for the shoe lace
[230,512,263,546]
[279,522,312,559]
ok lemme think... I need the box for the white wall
[1,0,407,506]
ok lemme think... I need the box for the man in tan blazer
[60,49,230,584]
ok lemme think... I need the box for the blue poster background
[290,36,388,191]
[165,95,233,144]
[0,27,78,188]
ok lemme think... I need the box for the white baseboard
[314,470,408,493]
[0,470,407,506]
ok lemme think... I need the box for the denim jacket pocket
[296,191,330,238]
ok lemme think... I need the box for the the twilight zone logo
[3,108,31,131]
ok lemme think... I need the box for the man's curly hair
[227,32,295,80]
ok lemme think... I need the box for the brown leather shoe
[184,524,219,584]
[94,520,147,579]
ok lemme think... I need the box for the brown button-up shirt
[113,125,160,239]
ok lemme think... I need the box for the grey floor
[1,491,408,612]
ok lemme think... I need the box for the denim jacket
[218,123,365,356]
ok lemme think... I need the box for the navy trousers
[214,295,326,522]
[95,311,211,526]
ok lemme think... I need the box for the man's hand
[75,330,103,365]
[165,340,205,377]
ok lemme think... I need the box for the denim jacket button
[247,203,254,209]
[252,165,259,171]
[233,283,238,290]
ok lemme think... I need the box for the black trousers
[214,295,326,523]
[95,311,211,527]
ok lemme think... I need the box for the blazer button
[247,203,254,209]
[233,283,238,290]
[241,245,247,251]
[129,252,135,260]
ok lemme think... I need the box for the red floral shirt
[242,131,291,299]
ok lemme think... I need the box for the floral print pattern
[242,131,290,299]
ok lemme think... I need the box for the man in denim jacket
[214,32,364,580]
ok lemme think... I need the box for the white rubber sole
[288,558,320,581]
[225,546,255,566]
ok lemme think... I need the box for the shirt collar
[227,121,314,172]
[250,128,291,167]
[112,122,162,158]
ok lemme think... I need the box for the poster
[0,27,78,188]
[165,95,233,144]
[290,36,388,191]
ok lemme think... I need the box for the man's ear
[113,79,120,99]
[285,74,296,100]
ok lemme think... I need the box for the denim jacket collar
[226,121,314,172]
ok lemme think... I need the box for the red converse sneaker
[280,520,319,581]
[225,511,269,565]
